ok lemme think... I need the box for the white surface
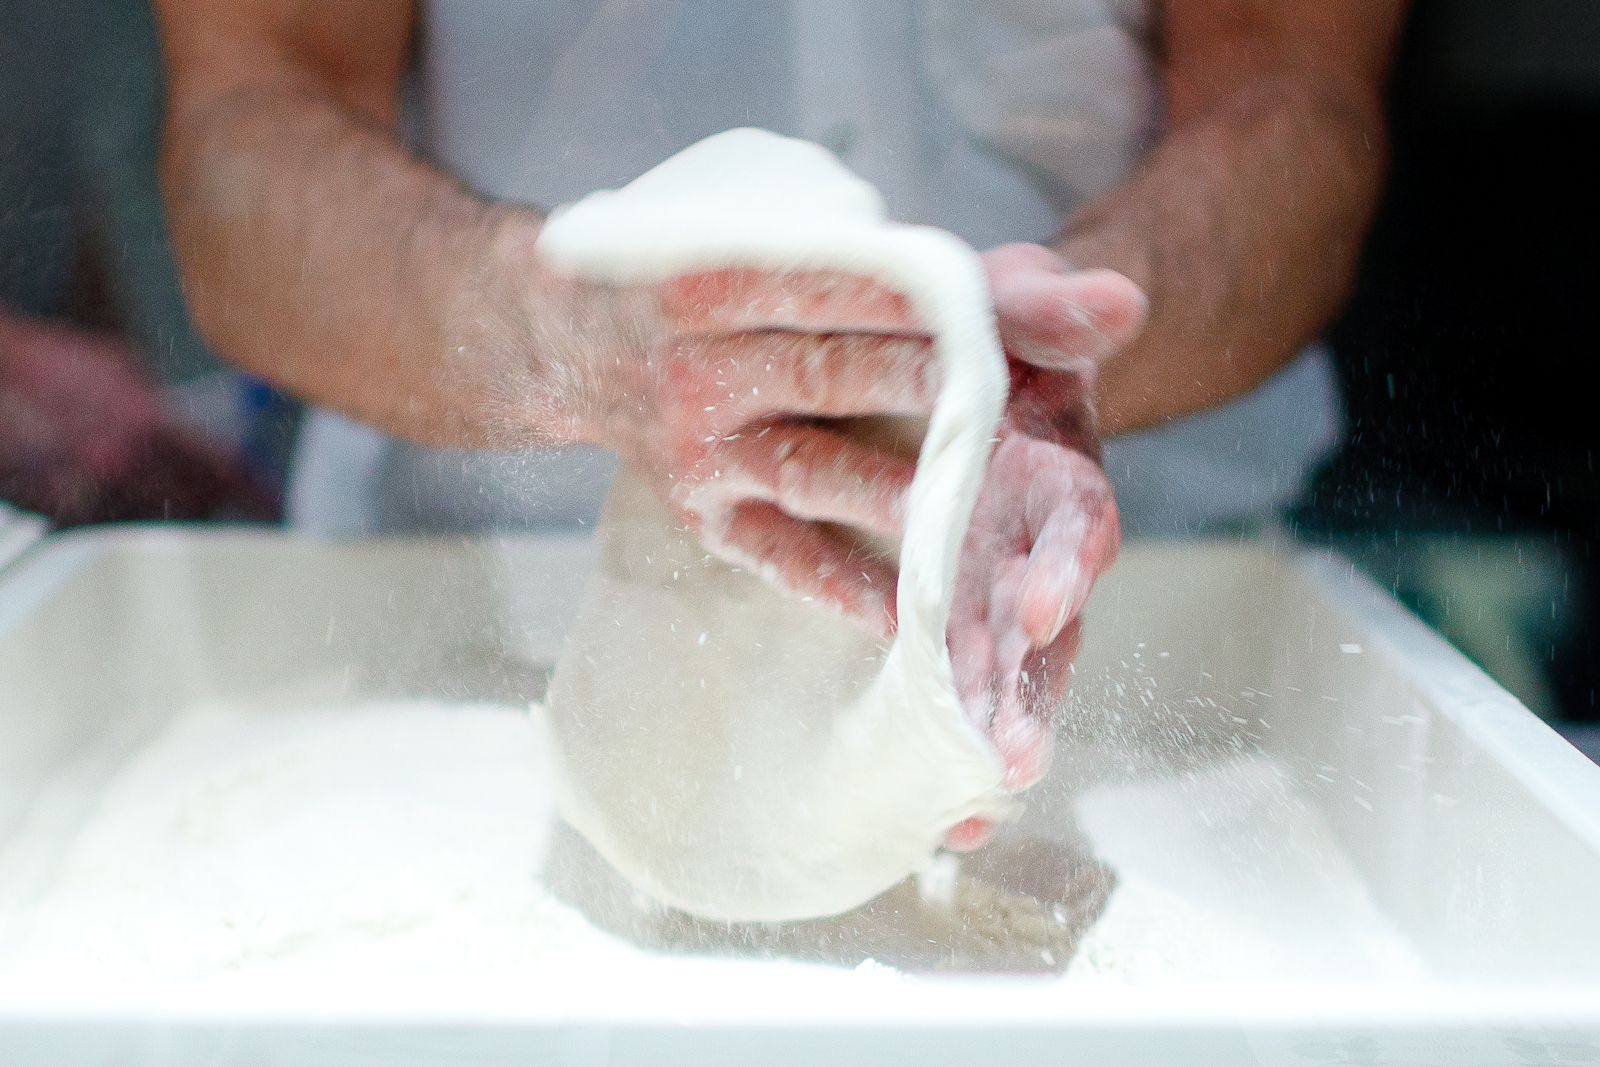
[1,530,1598,1063]
[1064,756,1428,989]
[0,503,44,573]
[0,699,564,1006]
[540,129,1010,921]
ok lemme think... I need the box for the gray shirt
[287,0,1339,538]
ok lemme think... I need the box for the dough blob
[540,128,1012,922]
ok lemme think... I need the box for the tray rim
[2,529,1598,1034]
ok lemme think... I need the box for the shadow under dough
[545,820,1115,974]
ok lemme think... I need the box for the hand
[539,265,940,633]
[943,245,1145,850]
[0,308,276,527]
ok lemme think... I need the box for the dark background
[3,0,1599,743]
[1294,0,1600,742]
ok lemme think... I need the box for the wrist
[467,205,601,447]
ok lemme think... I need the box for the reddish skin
[0,309,275,528]
[595,250,1142,856]
[604,249,1145,649]
[941,248,1144,850]
[624,245,1143,858]
[153,0,1402,851]
[545,266,940,635]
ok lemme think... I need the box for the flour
[540,128,1013,922]
[0,699,633,1006]
[1061,756,1429,988]
[0,698,1427,1015]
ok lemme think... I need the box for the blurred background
[1291,0,1600,756]
[2,0,1598,753]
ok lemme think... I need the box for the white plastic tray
[1,526,1598,1066]
[0,505,44,575]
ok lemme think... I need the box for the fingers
[944,816,995,852]
[680,422,914,538]
[1018,508,1117,648]
[706,499,899,638]
[663,332,939,427]
[1016,456,1120,646]
[951,580,1052,788]
[947,617,995,711]
[1026,617,1084,708]
[984,242,1068,276]
[980,619,1082,793]
[984,556,1053,789]
[982,448,1116,788]
[652,267,940,425]
[1014,509,1089,648]
[648,330,930,633]
[994,268,1146,370]
[657,268,922,336]
[950,532,1055,790]
[943,430,1118,791]
[991,696,1052,790]
[983,243,1147,371]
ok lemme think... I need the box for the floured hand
[544,265,937,633]
[540,128,1037,920]
[944,245,1144,849]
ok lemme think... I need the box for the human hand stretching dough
[940,246,1144,850]
[526,263,940,635]
[155,0,1077,752]
[590,250,1144,849]
[155,0,1399,840]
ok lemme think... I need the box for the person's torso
[289,1,1342,539]
[421,0,1158,249]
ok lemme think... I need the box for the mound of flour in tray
[0,698,1424,1011]
[1060,756,1429,988]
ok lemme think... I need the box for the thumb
[990,264,1148,371]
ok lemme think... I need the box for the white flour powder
[1063,757,1428,987]
[0,698,1426,1013]
[0,699,652,1011]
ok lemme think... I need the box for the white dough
[539,129,1013,922]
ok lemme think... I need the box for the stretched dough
[541,128,1012,922]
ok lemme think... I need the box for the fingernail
[944,817,994,852]
[1050,594,1073,641]
[1044,558,1081,641]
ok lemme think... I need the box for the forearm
[160,63,565,449]
[1059,44,1393,434]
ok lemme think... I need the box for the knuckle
[656,346,701,407]
[789,336,840,411]
[772,429,814,501]
[876,338,936,409]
